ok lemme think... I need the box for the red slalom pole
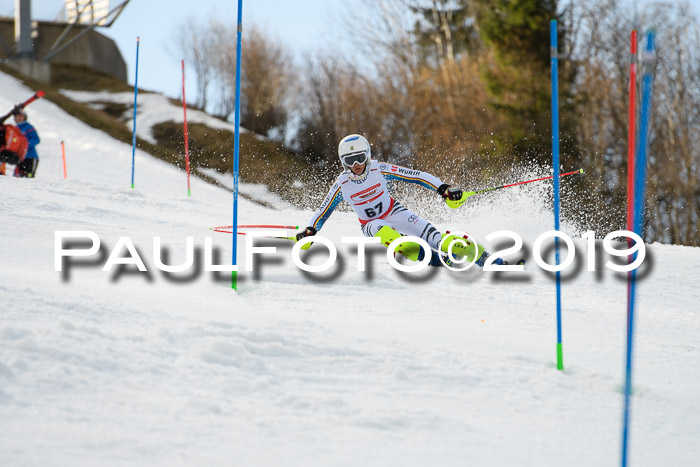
[61,141,67,179]
[627,31,637,233]
[626,31,638,317]
[182,60,191,197]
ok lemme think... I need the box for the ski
[0,90,45,124]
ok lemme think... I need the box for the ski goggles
[341,151,368,167]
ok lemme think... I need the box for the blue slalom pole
[621,30,655,467]
[550,19,564,371]
[130,36,140,189]
[231,0,243,290]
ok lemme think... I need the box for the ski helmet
[338,134,371,170]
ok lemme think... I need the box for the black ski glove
[296,226,317,242]
[437,184,464,201]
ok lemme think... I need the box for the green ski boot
[374,226,423,261]
[439,233,485,263]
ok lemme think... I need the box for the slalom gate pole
[130,37,140,189]
[231,0,244,290]
[182,60,191,197]
[551,19,564,371]
[626,30,638,234]
[61,141,67,179]
[621,30,655,467]
[626,31,638,318]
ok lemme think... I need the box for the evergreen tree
[473,0,574,167]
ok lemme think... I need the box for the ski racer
[296,134,502,267]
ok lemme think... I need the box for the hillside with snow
[1,70,699,466]
[59,89,250,145]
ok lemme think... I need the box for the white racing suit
[306,160,445,252]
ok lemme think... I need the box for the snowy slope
[1,71,700,467]
[59,89,250,145]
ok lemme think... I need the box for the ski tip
[578,168,585,174]
[37,90,45,98]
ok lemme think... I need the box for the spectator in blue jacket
[12,109,40,178]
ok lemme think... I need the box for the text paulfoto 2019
[54,230,645,275]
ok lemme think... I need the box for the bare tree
[193,22,294,139]
[239,25,294,138]
[353,0,498,175]
[175,18,216,110]
[295,54,386,165]
[208,19,238,118]
[572,0,700,245]
[643,2,700,245]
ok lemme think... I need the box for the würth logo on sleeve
[398,167,419,176]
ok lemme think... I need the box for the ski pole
[209,225,311,250]
[446,169,584,208]
[0,90,45,123]
[210,224,299,232]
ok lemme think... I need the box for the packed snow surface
[2,71,700,466]
[199,167,295,210]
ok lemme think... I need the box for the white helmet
[338,134,371,170]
